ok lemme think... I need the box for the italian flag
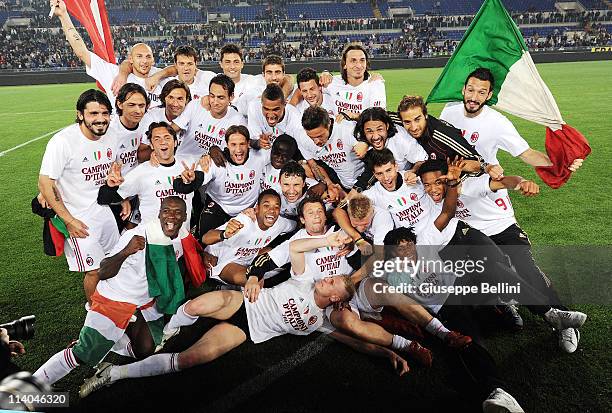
[48,217,69,256]
[345,92,353,100]
[236,173,244,180]
[269,175,277,183]
[145,220,206,314]
[427,0,591,188]
[397,197,407,206]
[93,150,102,160]
[208,125,216,133]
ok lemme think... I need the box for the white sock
[110,353,180,382]
[390,335,412,352]
[425,317,450,340]
[165,302,198,331]
[110,334,135,358]
[32,348,79,385]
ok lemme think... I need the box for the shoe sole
[559,328,580,353]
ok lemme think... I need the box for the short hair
[347,194,373,220]
[339,274,356,300]
[262,83,285,104]
[397,95,427,116]
[160,195,186,212]
[75,89,112,122]
[279,160,306,182]
[302,106,330,131]
[159,79,192,108]
[297,195,325,219]
[354,107,398,142]
[225,124,250,143]
[115,83,150,116]
[258,188,281,205]
[145,121,177,143]
[272,134,298,158]
[296,67,320,87]
[262,54,285,73]
[465,67,495,91]
[370,148,396,168]
[174,45,198,63]
[209,73,235,97]
[220,43,243,61]
[341,43,370,83]
[416,159,448,177]
[383,227,417,246]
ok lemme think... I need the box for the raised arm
[52,0,90,67]
[289,231,352,275]
[433,159,464,231]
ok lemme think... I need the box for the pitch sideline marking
[206,334,332,412]
[0,127,64,158]
[0,109,73,116]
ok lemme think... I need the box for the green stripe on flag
[50,216,69,238]
[72,326,116,366]
[146,243,185,314]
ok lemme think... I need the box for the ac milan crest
[410,193,418,201]
[470,132,479,143]
[356,92,363,102]
[308,315,318,325]
[337,139,343,150]
[86,256,94,266]
[219,128,226,136]
[249,170,256,179]
[106,148,113,160]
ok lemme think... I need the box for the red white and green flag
[427,0,591,188]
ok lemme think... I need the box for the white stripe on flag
[84,308,125,342]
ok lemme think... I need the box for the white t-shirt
[116,158,196,225]
[199,149,269,215]
[40,124,117,216]
[268,227,354,278]
[140,106,186,147]
[324,75,386,114]
[294,93,337,118]
[245,276,326,344]
[180,69,217,100]
[455,175,517,237]
[363,206,395,245]
[413,196,459,248]
[300,120,364,189]
[107,115,147,175]
[385,128,429,171]
[363,178,427,229]
[174,100,246,158]
[207,213,296,279]
[96,224,183,306]
[86,52,165,108]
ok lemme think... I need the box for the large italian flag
[64,0,115,64]
[427,0,591,188]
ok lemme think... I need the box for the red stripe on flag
[49,222,66,256]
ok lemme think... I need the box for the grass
[0,61,610,412]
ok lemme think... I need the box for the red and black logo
[308,315,318,326]
[106,148,113,160]
[356,92,363,102]
[457,199,464,208]
[249,170,256,179]
[470,132,479,143]
[337,139,343,150]
[86,256,94,266]
[410,193,418,201]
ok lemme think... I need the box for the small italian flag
[167,176,173,185]
[93,150,102,160]
[268,175,277,183]
[131,137,139,147]
[145,220,206,314]
[236,173,244,180]
[427,0,590,188]
[208,125,216,133]
[345,92,353,100]
[397,197,407,206]
[254,238,263,245]
[326,143,333,152]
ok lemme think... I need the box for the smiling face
[118,92,147,126]
[78,102,111,138]
[226,133,249,164]
[130,43,154,77]
[298,79,323,107]
[314,276,350,303]
[164,87,188,119]
[150,126,176,164]
[343,49,367,83]
[373,161,399,192]
[263,63,285,85]
[420,170,446,204]
[261,97,285,127]
[399,106,427,139]
[220,52,244,81]
[280,174,305,203]
[305,125,330,147]
[176,54,197,85]
[300,201,326,235]
[158,198,187,239]
[208,83,232,118]
[255,193,281,230]
[462,77,493,116]
[363,120,389,150]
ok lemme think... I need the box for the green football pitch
[0,61,610,412]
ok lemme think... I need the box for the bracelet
[447,180,460,188]
[354,237,364,245]
[219,231,226,241]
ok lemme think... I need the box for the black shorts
[226,301,250,341]
[198,196,231,240]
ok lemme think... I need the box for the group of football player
[31,2,587,412]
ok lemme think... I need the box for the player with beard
[50,0,165,107]
[440,68,583,180]
[201,189,296,290]
[350,107,429,196]
[172,74,245,159]
[97,122,196,230]
[291,67,337,117]
[34,197,187,390]
[78,230,414,398]
[319,44,386,119]
[173,125,269,240]
[38,89,124,303]
[428,164,587,351]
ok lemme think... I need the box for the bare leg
[178,323,246,369]
[83,270,99,304]
[329,307,393,347]
[184,290,244,320]
[218,263,249,286]
[126,310,155,359]
[363,278,433,326]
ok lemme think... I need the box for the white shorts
[64,206,119,272]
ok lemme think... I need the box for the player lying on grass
[78,231,411,398]
[33,197,188,387]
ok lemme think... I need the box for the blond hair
[348,194,373,220]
